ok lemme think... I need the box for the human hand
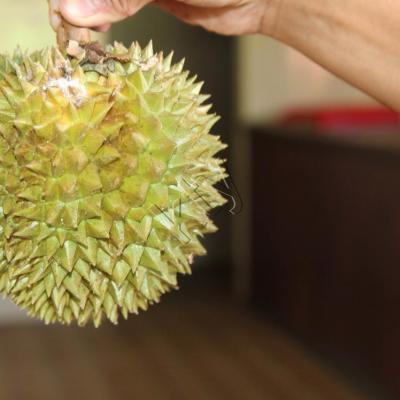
[53,0,280,36]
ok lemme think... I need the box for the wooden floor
[0,279,376,400]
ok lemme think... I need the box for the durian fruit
[0,41,227,326]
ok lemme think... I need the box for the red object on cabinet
[282,106,400,132]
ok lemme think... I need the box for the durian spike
[48,0,91,51]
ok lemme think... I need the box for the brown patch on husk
[66,40,131,64]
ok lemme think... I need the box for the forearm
[263,0,400,109]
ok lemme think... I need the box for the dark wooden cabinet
[251,127,400,398]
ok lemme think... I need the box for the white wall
[237,36,378,123]
[0,299,29,323]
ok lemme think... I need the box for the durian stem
[57,20,91,50]
[48,0,91,51]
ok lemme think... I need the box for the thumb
[59,0,146,28]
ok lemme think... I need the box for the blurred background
[1,1,400,399]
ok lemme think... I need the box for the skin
[51,0,400,109]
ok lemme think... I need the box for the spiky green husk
[0,42,226,326]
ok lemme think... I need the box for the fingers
[154,0,229,34]
[59,0,152,28]
[155,0,260,35]
[54,0,259,38]
[174,0,244,9]
[93,23,112,32]
[155,0,204,26]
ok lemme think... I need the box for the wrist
[258,0,400,109]
[260,0,326,44]
[258,0,283,37]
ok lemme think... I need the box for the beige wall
[0,1,54,52]
[0,1,105,53]
[237,36,378,123]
